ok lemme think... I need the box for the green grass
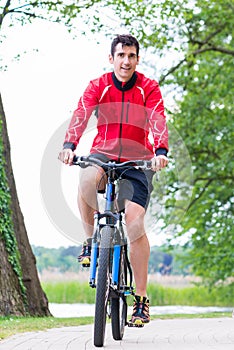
[0,316,93,340]
[147,283,234,307]
[42,281,234,307]
[0,312,231,341]
[41,281,96,304]
[151,312,231,319]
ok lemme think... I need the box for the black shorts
[90,153,154,210]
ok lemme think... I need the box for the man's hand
[58,149,75,165]
[151,155,169,172]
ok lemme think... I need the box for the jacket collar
[112,72,137,91]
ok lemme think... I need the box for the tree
[167,0,234,284]
[155,1,233,285]
[0,0,102,316]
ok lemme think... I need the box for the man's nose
[123,55,130,64]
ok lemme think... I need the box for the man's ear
[109,54,114,64]
[137,56,140,65]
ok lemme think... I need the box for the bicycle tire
[111,246,128,340]
[93,226,112,347]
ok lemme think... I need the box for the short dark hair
[111,34,140,57]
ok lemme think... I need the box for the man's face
[109,43,139,82]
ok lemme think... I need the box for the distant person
[58,34,169,326]
[159,253,173,275]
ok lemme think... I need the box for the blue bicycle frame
[89,165,130,290]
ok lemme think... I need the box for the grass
[147,283,234,307]
[41,281,96,304]
[0,316,93,340]
[42,281,234,307]
[0,312,231,341]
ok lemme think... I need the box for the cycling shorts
[90,153,154,210]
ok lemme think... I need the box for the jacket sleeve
[63,80,99,150]
[145,80,169,155]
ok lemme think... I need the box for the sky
[0,19,192,248]
[1,21,112,247]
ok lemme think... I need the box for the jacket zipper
[118,91,125,161]
[126,100,130,123]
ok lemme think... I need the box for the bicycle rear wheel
[93,226,112,347]
[111,245,128,340]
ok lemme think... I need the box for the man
[58,34,168,326]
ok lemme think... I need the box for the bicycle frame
[89,163,133,293]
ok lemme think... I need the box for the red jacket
[64,71,168,161]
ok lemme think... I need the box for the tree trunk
[0,92,51,316]
[0,238,26,316]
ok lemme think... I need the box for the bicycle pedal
[81,263,90,268]
[81,262,98,268]
[127,321,144,328]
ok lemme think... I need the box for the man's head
[110,34,140,58]
[109,34,140,82]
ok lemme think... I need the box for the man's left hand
[151,155,169,172]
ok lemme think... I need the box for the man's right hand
[58,149,75,165]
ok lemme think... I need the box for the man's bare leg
[78,166,106,237]
[125,200,150,297]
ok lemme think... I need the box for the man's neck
[113,72,133,83]
[112,72,137,91]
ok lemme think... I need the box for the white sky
[1,21,110,247]
[1,20,188,248]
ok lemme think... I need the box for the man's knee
[125,201,146,242]
[79,166,106,192]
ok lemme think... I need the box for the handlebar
[73,155,152,170]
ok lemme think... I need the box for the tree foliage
[32,245,191,276]
[0,0,100,27]
[159,0,234,285]
[171,41,234,286]
[33,245,81,273]
[168,1,233,285]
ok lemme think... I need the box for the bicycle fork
[89,211,132,291]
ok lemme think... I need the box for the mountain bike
[73,155,152,347]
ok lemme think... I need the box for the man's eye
[118,53,124,57]
[129,54,137,59]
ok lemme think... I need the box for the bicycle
[73,155,152,347]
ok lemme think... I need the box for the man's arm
[145,80,169,171]
[58,81,99,164]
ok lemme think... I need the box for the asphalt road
[0,317,233,349]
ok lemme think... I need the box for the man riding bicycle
[58,34,169,326]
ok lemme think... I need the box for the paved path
[0,318,233,349]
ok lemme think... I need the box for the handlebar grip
[72,155,90,168]
[73,155,78,163]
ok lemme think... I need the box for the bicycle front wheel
[93,226,112,347]
[111,245,128,340]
